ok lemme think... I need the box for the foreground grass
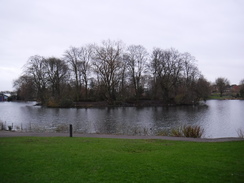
[0,137,243,183]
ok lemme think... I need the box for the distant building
[230,85,240,96]
[0,93,8,101]
[230,85,240,92]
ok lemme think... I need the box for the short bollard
[69,124,73,137]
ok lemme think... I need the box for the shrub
[170,127,184,137]
[182,125,204,138]
[169,125,204,138]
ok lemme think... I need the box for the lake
[0,100,243,138]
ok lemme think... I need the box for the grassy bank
[0,137,244,183]
[208,93,243,100]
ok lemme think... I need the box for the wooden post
[69,124,73,137]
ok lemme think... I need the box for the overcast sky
[0,0,243,91]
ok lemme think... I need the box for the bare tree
[13,40,210,105]
[117,55,128,100]
[149,48,163,99]
[63,47,82,101]
[13,75,35,101]
[195,76,211,101]
[215,77,230,97]
[92,40,124,102]
[178,52,200,104]
[125,45,148,99]
[25,55,48,103]
[150,48,183,103]
[44,57,69,98]
[181,52,199,84]
[150,48,204,104]
[78,45,93,99]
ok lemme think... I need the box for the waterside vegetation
[157,125,204,138]
[209,93,244,100]
[13,40,211,107]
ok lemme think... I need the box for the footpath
[0,131,243,142]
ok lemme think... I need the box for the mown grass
[208,93,240,100]
[0,137,244,183]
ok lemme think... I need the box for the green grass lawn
[0,137,243,183]
[208,93,241,100]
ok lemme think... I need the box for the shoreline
[0,131,243,142]
[4,98,244,109]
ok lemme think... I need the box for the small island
[7,40,243,108]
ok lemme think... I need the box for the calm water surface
[0,100,243,138]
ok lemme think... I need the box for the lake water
[0,100,243,138]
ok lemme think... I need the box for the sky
[0,0,244,91]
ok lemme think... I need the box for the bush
[169,125,204,138]
[182,125,204,138]
[170,127,184,137]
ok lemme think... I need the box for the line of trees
[214,77,244,98]
[14,40,211,107]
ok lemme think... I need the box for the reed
[237,129,244,138]
[169,125,204,138]
[182,125,204,138]
[170,127,183,137]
